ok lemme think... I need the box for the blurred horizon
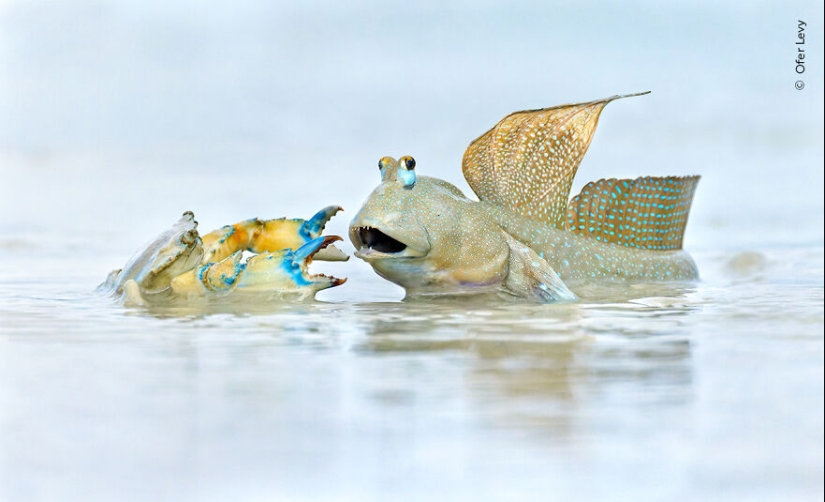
[0,4,822,502]
[1,0,823,254]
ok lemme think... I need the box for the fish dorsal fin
[462,92,649,228]
[565,175,700,251]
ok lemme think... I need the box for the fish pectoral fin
[565,175,700,251]
[502,234,576,303]
[462,92,649,228]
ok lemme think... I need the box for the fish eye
[378,159,383,170]
[398,157,417,189]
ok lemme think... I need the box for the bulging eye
[378,159,383,170]
[398,157,417,189]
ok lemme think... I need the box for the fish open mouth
[353,227,408,254]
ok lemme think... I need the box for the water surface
[1,1,823,501]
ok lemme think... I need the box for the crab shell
[100,207,347,304]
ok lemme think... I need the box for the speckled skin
[350,95,700,301]
[350,168,576,301]
[485,202,699,282]
[349,171,696,300]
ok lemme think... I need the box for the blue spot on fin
[564,175,700,251]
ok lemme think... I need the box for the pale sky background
[1,0,822,254]
[0,4,822,501]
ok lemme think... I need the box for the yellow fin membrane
[462,92,649,228]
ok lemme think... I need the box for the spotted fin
[462,92,649,228]
[565,176,700,251]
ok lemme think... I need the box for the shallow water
[1,242,822,501]
[1,1,824,501]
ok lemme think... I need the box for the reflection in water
[123,280,698,438]
[1,247,821,501]
[135,293,330,319]
[1,0,821,496]
[347,285,696,434]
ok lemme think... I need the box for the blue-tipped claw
[286,235,346,288]
[300,206,343,240]
[294,235,337,261]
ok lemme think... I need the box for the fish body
[351,172,576,301]
[349,93,700,301]
[486,202,699,283]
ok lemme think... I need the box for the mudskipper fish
[349,92,700,302]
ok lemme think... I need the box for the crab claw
[171,235,346,298]
[300,206,349,262]
[199,206,349,264]
[300,206,343,239]
[235,235,347,296]
[287,235,348,287]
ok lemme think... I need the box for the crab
[99,206,348,305]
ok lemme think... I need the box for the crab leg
[171,235,346,297]
[199,206,348,264]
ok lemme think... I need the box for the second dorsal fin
[462,92,649,228]
[565,176,700,251]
